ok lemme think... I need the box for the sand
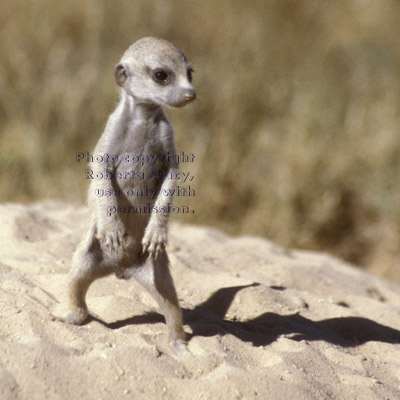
[0,201,399,400]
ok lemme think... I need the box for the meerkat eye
[187,67,193,83]
[152,69,169,84]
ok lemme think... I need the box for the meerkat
[66,37,196,353]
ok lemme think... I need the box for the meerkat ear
[114,63,128,86]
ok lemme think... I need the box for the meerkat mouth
[174,97,196,108]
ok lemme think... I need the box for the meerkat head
[114,37,196,108]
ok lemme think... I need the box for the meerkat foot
[168,322,188,354]
[65,309,89,325]
[171,339,190,355]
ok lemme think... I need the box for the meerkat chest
[114,118,169,194]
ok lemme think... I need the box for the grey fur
[66,37,196,353]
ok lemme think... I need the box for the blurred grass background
[1,0,400,283]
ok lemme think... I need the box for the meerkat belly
[111,146,165,248]
[115,159,164,207]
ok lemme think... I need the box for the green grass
[1,0,400,282]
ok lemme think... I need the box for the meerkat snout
[184,88,196,100]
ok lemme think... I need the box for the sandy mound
[0,201,399,400]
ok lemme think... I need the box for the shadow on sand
[94,284,400,347]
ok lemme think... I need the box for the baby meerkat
[66,37,196,353]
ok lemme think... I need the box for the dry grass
[1,0,400,282]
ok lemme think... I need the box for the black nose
[183,89,196,101]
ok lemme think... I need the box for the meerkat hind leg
[66,236,110,325]
[130,251,188,353]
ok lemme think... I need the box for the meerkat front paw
[96,220,127,256]
[142,227,167,258]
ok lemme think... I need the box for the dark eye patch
[187,67,194,83]
[152,68,169,84]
